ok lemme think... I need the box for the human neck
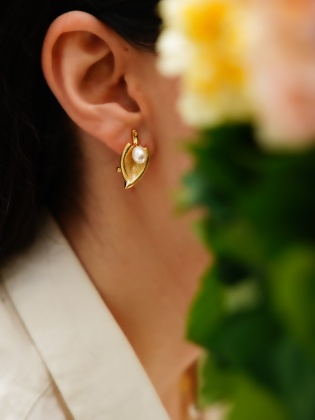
[58,148,209,418]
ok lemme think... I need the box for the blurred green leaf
[187,267,225,346]
[198,354,288,420]
[269,247,315,357]
[184,124,315,420]
[184,124,315,256]
[272,336,315,420]
[229,375,288,420]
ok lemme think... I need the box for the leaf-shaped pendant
[117,131,150,189]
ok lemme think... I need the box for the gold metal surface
[117,131,150,189]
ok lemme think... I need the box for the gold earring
[117,130,150,189]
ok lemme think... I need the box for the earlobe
[41,11,146,155]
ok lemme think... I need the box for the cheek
[149,76,197,186]
[152,76,196,144]
[136,54,196,146]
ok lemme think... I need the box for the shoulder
[0,281,64,419]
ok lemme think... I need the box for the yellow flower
[181,1,239,45]
[158,0,251,127]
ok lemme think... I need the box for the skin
[41,11,210,419]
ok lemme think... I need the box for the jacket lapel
[3,216,169,420]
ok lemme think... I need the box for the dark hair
[0,1,161,264]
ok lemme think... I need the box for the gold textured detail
[117,130,150,189]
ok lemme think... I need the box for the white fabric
[0,216,169,420]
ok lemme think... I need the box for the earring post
[132,130,139,146]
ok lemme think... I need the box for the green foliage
[198,355,288,420]
[184,124,315,420]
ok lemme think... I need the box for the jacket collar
[3,215,169,420]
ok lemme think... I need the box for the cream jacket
[0,216,169,420]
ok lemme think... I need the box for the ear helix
[117,130,150,189]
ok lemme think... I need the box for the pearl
[132,146,147,164]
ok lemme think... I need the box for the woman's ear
[41,11,151,154]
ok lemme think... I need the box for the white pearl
[132,146,147,164]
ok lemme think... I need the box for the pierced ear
[41,11,144,154]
